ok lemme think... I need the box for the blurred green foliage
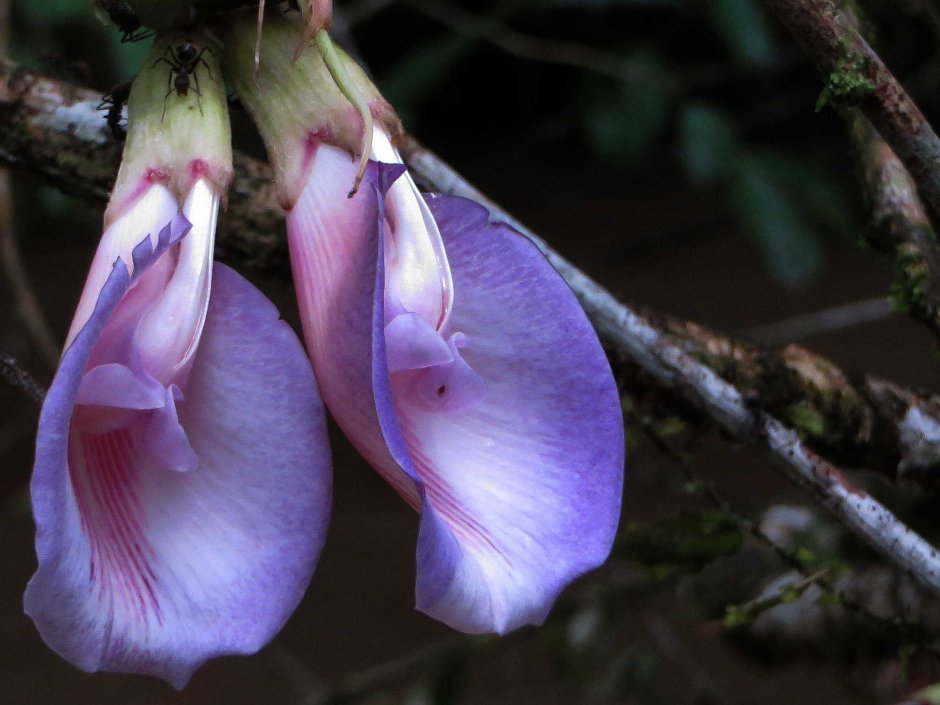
[705,0,775,66]
[14,0,149,83]
[583,53,674,163]
[616,511,743,578]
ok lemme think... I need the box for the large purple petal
[25,228,330,686]
[392,195,624,633]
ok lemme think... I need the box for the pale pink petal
[68,184,179,348]
[286,147,421,507]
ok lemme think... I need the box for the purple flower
[25,36,332,687]
[226,11,625,634]
[285,129,625,633]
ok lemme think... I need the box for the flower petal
[76,363,165,410]
[67,184,180,349]
[26,229,330,686]
[372,131,453,329]
[289,150,622,633]
[286,146,420,507]
[137,179,217,384]
[385,312,453,373]
[392,196,624,634]
[405,335,486,414]
[140,386,199,473]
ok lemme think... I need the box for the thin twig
[0,355,45,404]
[656,309,940,482]
[727,569,831,623]
[741,297,894,346]
[828,4,940,345]
[403,0,645,83]
[683,471,939,655]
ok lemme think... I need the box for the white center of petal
[136,178,218,385]
[371,130,454,330]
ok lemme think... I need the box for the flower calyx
[106,31,233,227]
[224,10,402,208]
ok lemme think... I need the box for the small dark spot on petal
[437,385,447,397]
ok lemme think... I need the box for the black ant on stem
[151,40,213,120]
[97,81,132,140]
[98,1,154,43]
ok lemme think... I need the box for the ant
[99,1,153,43]
[97,81,132,140]
[151,40,213,120]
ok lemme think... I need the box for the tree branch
[848,112,940,342]
[3,59,940,595]
[762,0,940,221]
[652,309,940,483]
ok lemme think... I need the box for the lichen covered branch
[0,58,288,272]
[653,310,940,482]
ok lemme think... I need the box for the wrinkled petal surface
[26,226,331,687]
[288,156,623,634]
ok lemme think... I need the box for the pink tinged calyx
[106,31,232,227]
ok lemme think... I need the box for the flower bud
[73,32,231,377]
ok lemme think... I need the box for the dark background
[2,0,939,702]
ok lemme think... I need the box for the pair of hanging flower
[25,2,624,687]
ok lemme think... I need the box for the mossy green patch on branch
[785,400,827,438]
[815,45,875,112]
[890,241,932,316]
